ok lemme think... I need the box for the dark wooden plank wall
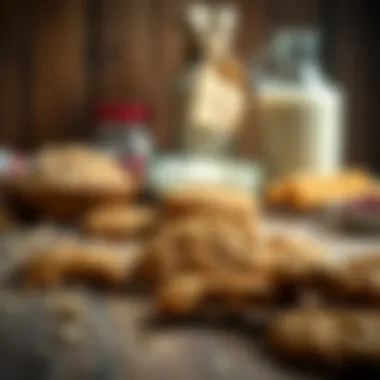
[323,0,380,170]
[0,0,378,167]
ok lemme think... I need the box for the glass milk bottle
[255,29,344,180]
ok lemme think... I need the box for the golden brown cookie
[141,211,328,291]
[149,226,329,316]
[267,309,380,364]
[266,169,372,211]
[81,205,157,239]
[156,272,274,316]
[161,185,258,224]
[156,275,206,316]
[10,145,137,220]
[139,216,259,286]
[318,254,380,305]
[262,234,328,283]
[20,240,141,289]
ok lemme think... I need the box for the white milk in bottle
[256,29,344,180]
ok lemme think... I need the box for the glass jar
[255,29,344,180]
[94,102,152,178]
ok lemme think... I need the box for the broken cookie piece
[318,254,380,305]
[156,272,274,316]
[263,234,329,284]
[20,240,142,289]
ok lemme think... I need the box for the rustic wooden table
[1,218,380,380]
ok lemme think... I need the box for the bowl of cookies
[8,145,138,221]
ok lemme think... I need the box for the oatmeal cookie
[10,145,137,220]
[162,186,258,223]
[266,169,372,211]
[82,205,157,239]
[20,239,141,289]
[267,309,380,364]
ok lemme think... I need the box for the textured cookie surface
[21,239,142,289]
[162,185,258,222]
[267,309,380,364]
[149,226,329,316]
[28,144,135,195]
[82,205,157,238]
[10,145,138,219]
[266,169,372,211]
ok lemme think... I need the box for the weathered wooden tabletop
[1,218,380,380]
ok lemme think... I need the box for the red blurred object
[0,149,27,178]
[94,101,150,124]
[94,101,153,179]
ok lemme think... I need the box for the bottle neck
[257,28,326,87]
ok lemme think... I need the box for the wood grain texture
[0,288,319,380]
[0,0,377,170]
[326,1,373,167]
[95,0,153,100]
[150,0,188,149]
[0,59,22,147]
[0,0,29,147]
[32,0,87,145]
[265,0,321,27]
[365,3,380,171]
[1,226,380,379]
